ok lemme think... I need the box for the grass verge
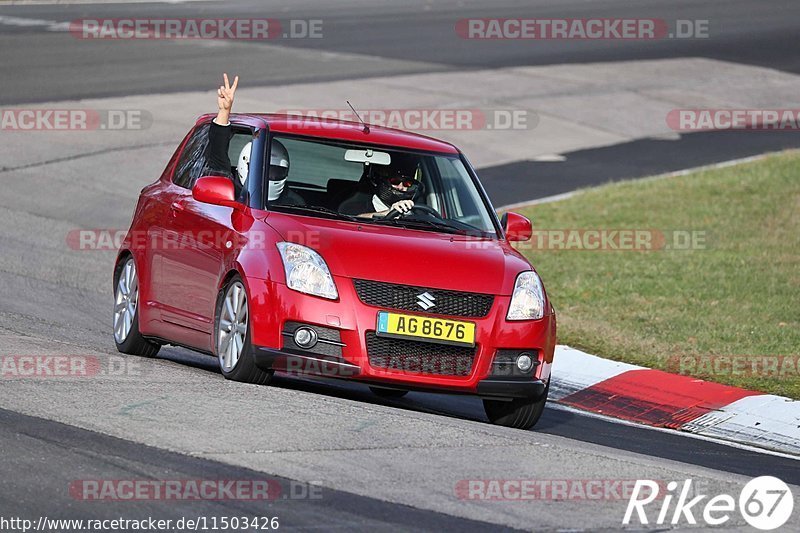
[513,151,800,398]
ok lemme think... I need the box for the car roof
[197,113,460,154]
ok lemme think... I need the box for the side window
[172,124,210,189]
[434,157,494,230]
[158,132,188,182]
[435,157,467,218]
[277,137,362,188]
[228,131,253,186]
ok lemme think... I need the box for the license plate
[376,311,475,347]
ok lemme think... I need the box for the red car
[113,113,556,429]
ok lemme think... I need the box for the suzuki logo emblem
[416,292,436,310]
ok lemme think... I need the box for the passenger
[207,73,304,205]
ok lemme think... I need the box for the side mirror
[192,176,237,208]
[501,212,532,242]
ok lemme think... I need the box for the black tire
[369,386,409,399]
[483,382,549,430]
[214,275,273,385]
[113,256,160,357]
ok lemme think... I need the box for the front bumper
[246,276,556,398]
[253,346,548,399]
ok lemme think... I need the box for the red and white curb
[550,345,800,456]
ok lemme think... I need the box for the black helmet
[374,160,420,206]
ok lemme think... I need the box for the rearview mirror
[344,149,391,165]
[501,212,532,242]
[192,176,237,208]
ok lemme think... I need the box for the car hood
[265,212,533,295]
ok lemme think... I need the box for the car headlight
[507,271,545,321]
[276,242,338,300]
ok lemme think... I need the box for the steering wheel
[381,204,442,220]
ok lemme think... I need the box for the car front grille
[353,279,494,318]
[365,332,476,376]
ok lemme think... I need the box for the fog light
[516,353,534,372]
[294,327,318,349]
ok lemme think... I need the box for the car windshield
[267,135,498,238]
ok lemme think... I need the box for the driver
[339,160,420,218]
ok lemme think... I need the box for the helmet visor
[269,165,289,182]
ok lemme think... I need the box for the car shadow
[154,344,568,432]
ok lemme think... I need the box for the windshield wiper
[271,204,361,222]
[372,216,476,236]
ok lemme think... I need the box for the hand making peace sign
[215,72,239,125]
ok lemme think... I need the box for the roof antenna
[346,100,370,133]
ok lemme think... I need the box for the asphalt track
[1,0,799,104]
[0,408,514,532]
[0,1,799,531]
[480,129,800,206]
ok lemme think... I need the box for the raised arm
[215,72,238,125]
[207,73,240,175]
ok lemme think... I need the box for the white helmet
[236,142,251,186]
[268,140,290,202]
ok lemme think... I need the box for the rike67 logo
[624,476,794,530]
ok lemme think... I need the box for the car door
[156,124,251,351]
[162,193,236,343]
[147,125,204,335]
[147,123,215,347]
